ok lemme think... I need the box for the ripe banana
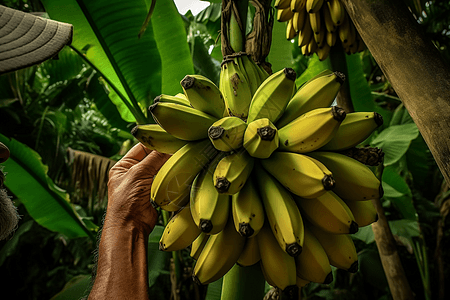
[254,163,304,257]
[213,149,255,195]
[295,227,333,284]
[220,58,253,119]
[293,191,359,234]
[149,102,218,141]
[291,0,306,12]
[190,154,230,234]
[159,205,201,252]
[247,68,296,124]
[327,0,345,26]
[344,199,378,227]
[298,14,313,48]
[257,221,297,290]
[231,177,265,238]
[208,116,247,152]
[323,3,336,33]
[260,151,334,199]
[309,225,358,272]
[153,94,191,106]
[292,10,307,33]
[307,151,383,201]
[151,140,217,207]
[190,232,210,260]
[320,112,383,151]
[192,213,246,285]
[276,71,344,128]
[237,237,261,267]
[180,74,225,118]
[278,106,346,153]
[309,11,321,35]
[286,18,297,40]
[243,118,279,159]
[277,7,295,22]
[306,0,324,13]
[131,124,187,154]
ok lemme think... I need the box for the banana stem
[161,210,182,297]
[220,263,266,300]
[329,45,354,113]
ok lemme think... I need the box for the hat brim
[0,5,73,74]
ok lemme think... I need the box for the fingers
[131,150,171,178]
[110,143,152,176]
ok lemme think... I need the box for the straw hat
[0,5,73,74]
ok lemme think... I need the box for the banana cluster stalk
[133,52,383,290]
[277,0,366,60]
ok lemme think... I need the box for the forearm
[89,225,150,300]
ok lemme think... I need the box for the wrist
[103,213,154,236]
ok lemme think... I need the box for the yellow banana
[151,140,218,207]
[149,102,218,141]
[159,205,201,252]
[344,199,378,227]
[307,151,383,201]
[208,116,247,152]
[304,155,332,176]
[237,237,261,267]
[314,27,325,47]
[327,0,345,26]
[291,0,306,12]
[320,112,383,151]
[231,177,265,237]
[306,0,324,13]
[254,163,304,257]
[309,11,321,35]
[278,106,346,153]
[292,10,307,33]
[213,149,255,195]
[153,94,191,106]
[298,14,313,47]
[286,18,297,40]
[277,8,295,22]
[307,38,318,55]
[190,154,230,234]
[309,225,359,272]
[220,58,253,119]
[323,3,337,33]
[295,227,333,284]
[158,194,190,212]
[317,43,331,61]
[192,213,246,285]
[247,68,297,124]
[180,74,225,118]
[296,276,310,288]
[243,118,279,159]
[131,124,187,154]
[274,0,291,9]
[190,232,210,260]
[326,30,337,47]
[257,221,297,290]
[294,191,359,234]
[260,151,334,198]
[338,13,351,45]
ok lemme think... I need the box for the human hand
[104,143,170,234]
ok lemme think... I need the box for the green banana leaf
[267,18,294,74]
[0,134,95,240]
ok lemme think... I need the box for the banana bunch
[132,52,383,291]
[275,0,366,60]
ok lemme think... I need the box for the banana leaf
[0,134,95,241]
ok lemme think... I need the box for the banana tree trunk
[341,0,450,185]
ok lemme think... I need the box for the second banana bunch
[132,52,382,292]
[276,0,366,60]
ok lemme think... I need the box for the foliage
[0,0,449,300]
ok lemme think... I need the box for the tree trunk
[341,0,450,185]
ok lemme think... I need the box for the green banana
[247,68,297,124]
[131,124,187,154]
[151,140,218,207]
[149,102,218,141]
[254,163,304,257]
[323,3,337,33]
[159,205,201,252]
[257,221,297,291]
[298,13,313,48]
[278,106,346,153]
[220,58,253,119]
[208,116,247,152]
[320,112,383,151]
[327,0,345,26]
[180,74,225,118]
[293,10,307,33]
[306,0,324,13]
[153,94,190,107]
[307,151,383,201]
[190,154,230,234]
[291,0,306,12]
[243,118,279,159]
[239,53,269,97]
[317,43,331,61]
[237,237,261,267]
[294,227,333,284]
[213,149,255,195]
[190,232,210,260]
[344,199,378,227]
[260,151,334,199]
[286,18,297,40]
[309,11,321,35]
[274,0,291,9]
[192,213,246,285]
[294,191,359,234]
[276,71,344,128]
[277,7,295,22]
[231,177,265,238]
[309,225,359,272]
